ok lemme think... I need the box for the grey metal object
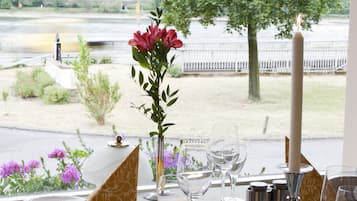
[282,164,313,201]
[246,182,272,201]
[271,180,289,201]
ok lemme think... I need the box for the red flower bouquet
[129,8,183,186]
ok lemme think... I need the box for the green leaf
[170,89,179,97]
[167,97,178,107]
[149,131,159,137]
[131,66,136,78]
[143,82,149,90]
[166,85,170,95]
[163,123,175,127]
[132,47,150,69]
[144,108,151,114]
[139,71,144,86]
[170,55,176,64]
[162,127,168,134]
[162,69,167,81]
[162,91,167,102]
[150,11,157,16]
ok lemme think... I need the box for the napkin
[88,145,139,201]
[285,137,335,201]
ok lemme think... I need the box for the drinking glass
[335,185,357,201]
[207,122,240,200]
[226,143,247,201]
[321,166,357,201]
[177,140,213,201]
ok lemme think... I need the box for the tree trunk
[247,23,261,101]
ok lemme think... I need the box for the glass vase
[156,135,165,188]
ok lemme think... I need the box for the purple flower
[0,161,22,178]
[61,165,80,184]
[27,160,40,169]
[23,160,40,174]
[48,148,67,159]
[23,165,31,174]
[164,150,179,168]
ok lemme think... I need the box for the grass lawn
[0,65,346,139]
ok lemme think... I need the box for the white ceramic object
[82,145,153,186]
[27,196,85,201]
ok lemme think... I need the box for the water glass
[335,185,357,201]
[208,122,240,200]
[226,143,247,201]
[321,166,357,201]
[177,140,213,201]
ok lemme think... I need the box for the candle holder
[281,164,313,201]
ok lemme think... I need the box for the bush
[99,56,112,64]
[13,71,36,98]
[32,68,55,97]
[42,85,70,104]
[2,91,9,102]
[74,35,121,125]
[79,72,120,125]
[167,65,183,78]
[13,68,55,98]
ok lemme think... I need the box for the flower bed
[0,133,94,196]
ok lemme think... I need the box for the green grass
[244,75,345,137]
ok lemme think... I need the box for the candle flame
[296,14,302,31]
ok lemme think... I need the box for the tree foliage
[0,0,12,9]
[162,0,341,100]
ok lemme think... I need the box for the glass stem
[230,174,237,197]
[188,193,199,201]
[221,170,227,199]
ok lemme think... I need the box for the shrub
[32,68,55,97]
[13,68,55,98]
[73,36,92,82]
[74,35,121,125]
[2,91,8,102]
[167,65,183,78]
[79,72,120,125]
[42,85,70,104]
[99,56,112,64]
[13,71,36,98]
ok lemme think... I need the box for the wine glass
[208,122,240,200]
[227,143,247,201]
[177,139,213,201]
[335,185,357,201]
[321,166,357,201]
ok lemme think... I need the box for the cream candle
[288,14,304,173]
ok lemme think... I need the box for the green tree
[0,0,12,9]
[162,0,340,101]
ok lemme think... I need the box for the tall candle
[289,14,304,173]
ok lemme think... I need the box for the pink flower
[48,148,67,159]
[61,165,80,184]
[0,161,22,178]
[27,160,40,169]
[128,25,183,52]
[128,31,155,52]
[23,160,40,174]
[162,29,183,49]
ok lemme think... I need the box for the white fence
[176,47,347,73]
